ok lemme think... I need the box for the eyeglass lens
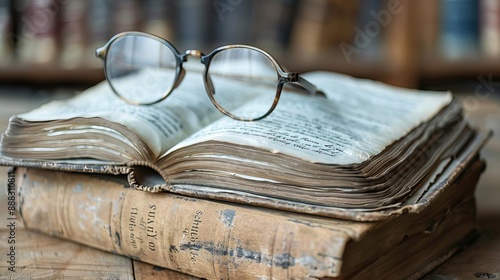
[106,34,178,104]
[207,48,279,120]
[106,34,281,120]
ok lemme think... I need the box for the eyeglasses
[95,31,323,121]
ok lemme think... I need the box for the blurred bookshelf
[0,0,499,88]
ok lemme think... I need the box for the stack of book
[0,71,490,279]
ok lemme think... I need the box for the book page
[167,72,453,165]
[16,69,255,158]
[14,64,275,160]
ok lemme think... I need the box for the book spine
[16,0,60,64]
[143,0,173,40]
[173,0,213,50]
[86,0,112,68]
[415,0,440,57]
[213,0,253,46]
[15,167,348,279]
[60,0,87,68]
[439,0,480,59]
[480,0,500,57]
[290,0,332,56]
[354,0,385,56]
[0,0,12,58]
[111,0,142,34]
[248,0,297,52]
[0,0,13,64]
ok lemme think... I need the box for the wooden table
[0,91,498,279]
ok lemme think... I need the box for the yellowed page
[14,67,273,159]
[167,72,453,164]
[15,74,226,158]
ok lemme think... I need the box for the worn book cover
[11,149,485,279]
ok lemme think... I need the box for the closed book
[12,151,485,279]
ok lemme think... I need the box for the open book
[0,71,487,220]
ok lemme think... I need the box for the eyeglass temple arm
[298,76,325,96]
[286,72,325,97]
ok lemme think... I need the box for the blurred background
[0,1,499,276]
[0,0,500,90]
[0,0,499,201]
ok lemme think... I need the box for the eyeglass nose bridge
[183,49,216,95]
[184,49,204,59]
[170,49,205,92]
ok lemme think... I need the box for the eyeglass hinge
[95,46,106,59]
[285,72,299,83]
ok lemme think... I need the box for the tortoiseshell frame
[96,31,323,121]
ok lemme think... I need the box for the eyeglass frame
[95,31,323,121]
